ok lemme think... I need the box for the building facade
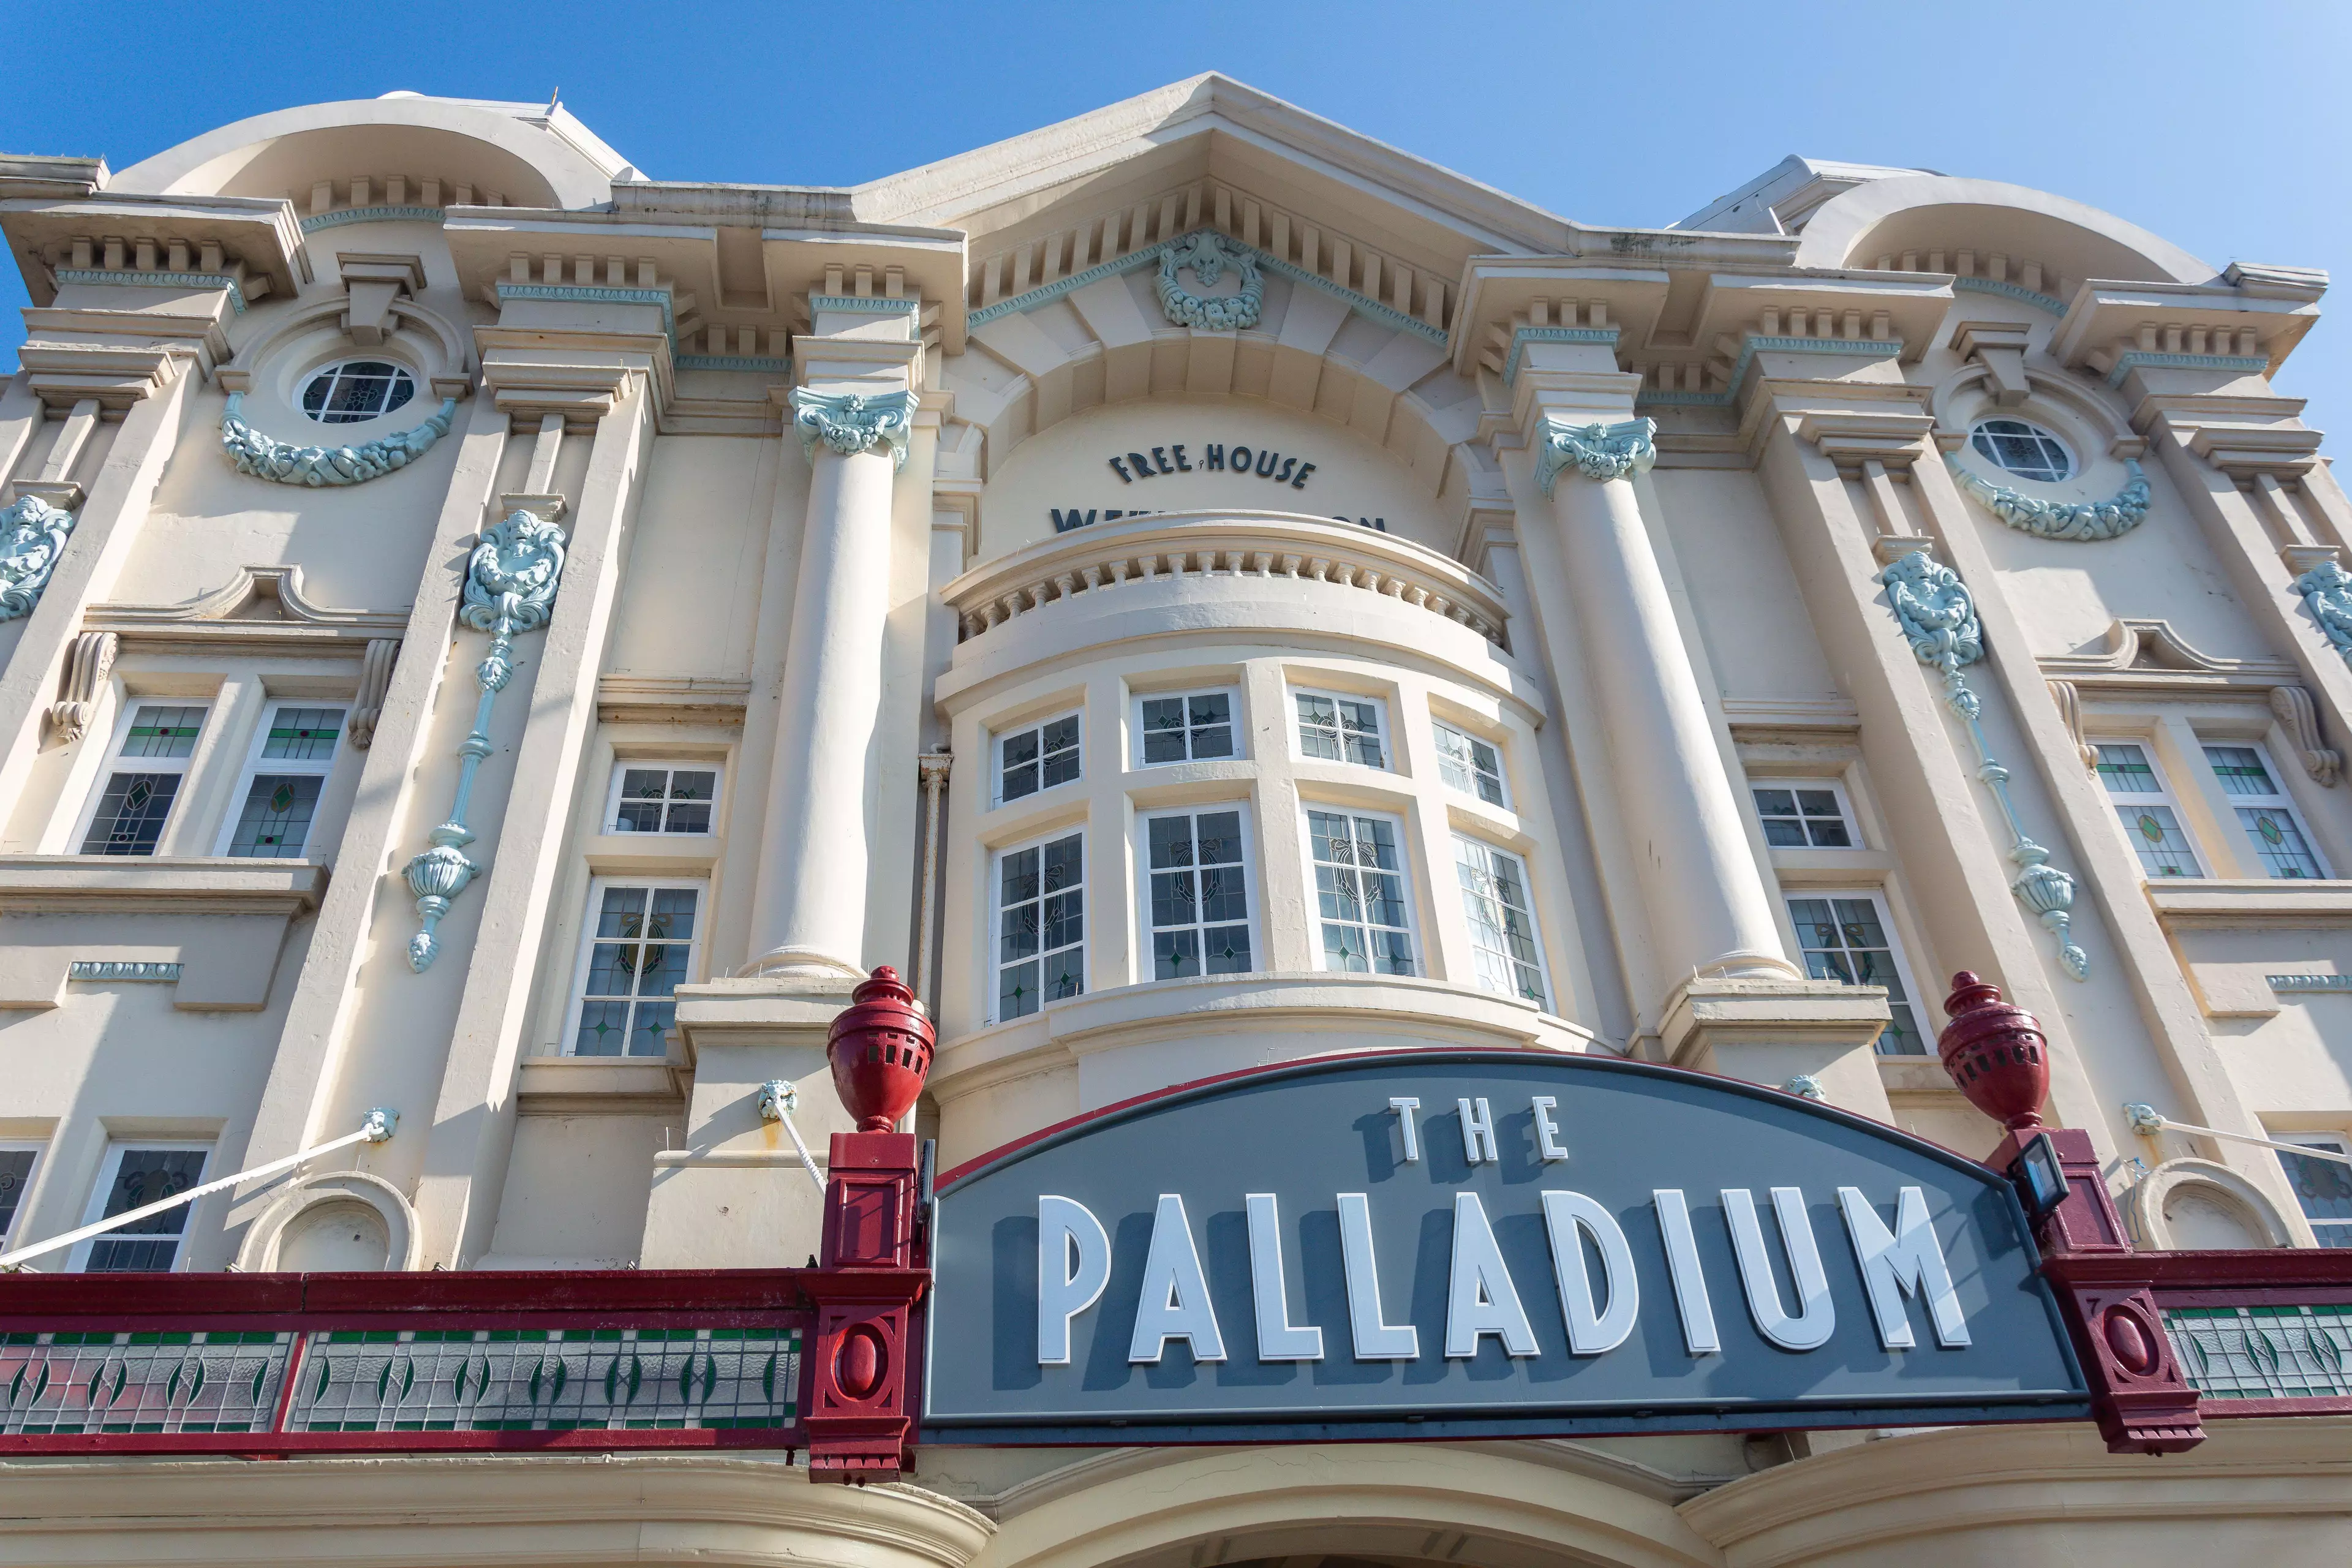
[0,74,2347,1562]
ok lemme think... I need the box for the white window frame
[0,1140,45,1248]
[2094,742,2206,880]
[993,710,1084,806]
[1967,417,2075,482]
[561,876,708,1058]
[1292,687,1390,770]
[1131,687,1242,768]
[1452,833,1550,1009]
[67,1140,212,1273]
[1784,889,1932,1057]
[1750,777,1860,850]
[603,760,723,837]
[2201,742,2332,880]
[1137,803,1261,984]
[1302,804,1421,977]
[1433,720,1509,809]
[2274,1134,2352,1247]
[74,700,212,857]
[297,358,420,425]
[992,827,1086,1023]
[211,700,347,858]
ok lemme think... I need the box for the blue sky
[5,0,2347,433]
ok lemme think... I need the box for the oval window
[298,360,418,424]
[1969,418,2073,482]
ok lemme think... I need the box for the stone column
[742,381,915,979]
[1533,415,1797,986]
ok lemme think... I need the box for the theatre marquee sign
[924,1051,2088,1443]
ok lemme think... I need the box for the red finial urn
[1937,971,2049,1131]
[826,966,935,1132]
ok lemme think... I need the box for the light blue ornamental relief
[2293,557,2352,669]
[788,387,914,472]
[403,510,567,971]
[1156,233,1264,331]
[0,494,77,620]
[1534,417,1657,496]
[1948,456,2152,541]
[222,391,458,487]
[1878,549,2090,981]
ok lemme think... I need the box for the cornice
[2038,617,2297,698]
[85,565,407,653]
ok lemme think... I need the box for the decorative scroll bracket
[0,494,78,622]
[789,387,913,473]
[1156,232,1264,331]
[1950,455,2151,541]
[1534,416,1656,496]
[1879,549,2090,980]
[402,509,566,971]
[222,391,456,487]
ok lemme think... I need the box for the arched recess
[235,1169,423,1272]
[108,97,629,211]
[230,293,471,386]
[941,265,1498,558]
[978,1444,1720,1568]
[1795,175,2213,291]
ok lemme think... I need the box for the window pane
[260,707,344,761]
[1456,837,1547,1008]
[2277,1147,2352,1226]
[227,774,322,858]
[2095,745,2160,795]
[85,1149,206,1273]
[2204,746,2277,797]
[628,1001,676,1057]
[1787,894,1922,1056]
[1147,810,1253,984]
[1971,419,2070,481]
[1310,812,1414,977]
[81,772,181,855]
[1296,695,1341,760]
[999,959,1042,1020]
[573,998,631,1055]
[1041,715,1081,789]
[2114,802,2202,878]
[1338,700,1385,767]
[1141,699,1190,763]
[595,886,649,938]
[2237,807,2325,879]
[0,1150,36,1238]
[121,706,205,760]
[1154,930,1199,980]
[997,834,1081,1019]
[1189,694,1234,759]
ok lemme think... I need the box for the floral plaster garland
[221,391,457,487]
[1156,232,1263,331]
[1949,456,2151,541]
[402,509,567,971]
[1879,548,2090,981]
[0,495,76,620]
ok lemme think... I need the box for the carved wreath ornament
[221,391,457,487]
[0,494,77,621]
[1950,456,2152,542]
[1156,233,1264,331]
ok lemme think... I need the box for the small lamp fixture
[2012,1128,2070,1219]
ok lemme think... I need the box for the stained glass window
[2096,744,2203,878]
[2276,1139,2352,1248]
[1139,692,1235,764]
[299,360,418,424]
[2204,745,2328,878]
[1455,836,1546,1006]
[1296,693,1386,767]
[0,1148,39,1243]
[998,714,1080,802]
[611,765,717,834]
[81,704,206,856]
[226,707,343,859]
[997,834,1083,1020]
[1969,418,2072,481]
[1145,810,1253,981]
[1309,810,1415,975]
[81,1147,208,1273]
[1787,894,1927,1055]
[570,884,701,1057]
[1434,723,1506,805]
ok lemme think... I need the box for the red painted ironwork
[804,1130,925,1482]
[826,965,935,1133]
[1938,971,2051,1132]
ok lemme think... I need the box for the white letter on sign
[1444,1192,1538,1357]
[1723,1187,1836,1351]
[1838,1186,1970,1349]
[1245,1193,1324,1360]
[1129,1193,1227,1363]
[1540,1191,1639,1354]
[1653,1189,1721,1355]
[1336,1193,1419,1360]
[1038,1194,1110,1366]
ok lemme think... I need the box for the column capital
[788,385,916,472]
[1534,415,1656,496]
